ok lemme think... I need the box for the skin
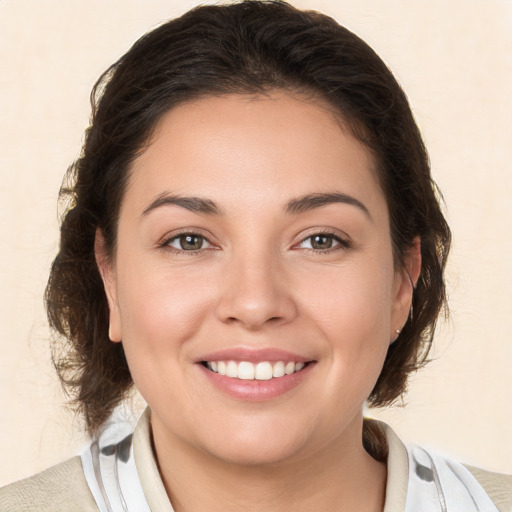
[97,92,420,512]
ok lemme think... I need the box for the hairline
[106,87,398,260]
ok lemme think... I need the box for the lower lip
[198,363,315,401]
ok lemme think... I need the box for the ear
[94,229,122,342]
[390,236,421,341]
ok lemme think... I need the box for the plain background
[0,0,511,485]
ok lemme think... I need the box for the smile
[203,360,307,380]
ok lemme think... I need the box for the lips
[197,348,315,400]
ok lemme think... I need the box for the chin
[195,415,315,467]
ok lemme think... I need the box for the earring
[390,328,401,345]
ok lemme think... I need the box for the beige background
[1,0,511,486]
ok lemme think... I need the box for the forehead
[124,92,387,220]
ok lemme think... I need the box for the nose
[215,251,297,330]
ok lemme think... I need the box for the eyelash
[161,231,215,255]
[294,231,350,254]
[160,230,350,255]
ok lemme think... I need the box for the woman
[1,1,510,510]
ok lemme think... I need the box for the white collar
[81,409,498,512]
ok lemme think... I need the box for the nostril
[215,281,298,329]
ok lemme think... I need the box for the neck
[152,415,387,512]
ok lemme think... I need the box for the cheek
[115,261,215,355]
[295,259,394,386]
[298,262,394,340]
[114,265,218,413]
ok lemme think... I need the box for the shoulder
[464,464,512,512]
[407,443,511,512]
[365,418,511,512]
[0,456,98,512]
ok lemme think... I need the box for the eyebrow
[142,193,223,217]
[141,191,371,220]
[285,192,371,219]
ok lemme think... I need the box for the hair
[46,0,451,436]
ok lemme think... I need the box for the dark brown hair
[46,0,451,435]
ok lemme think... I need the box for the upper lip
[196,347,314,364]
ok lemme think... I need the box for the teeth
[285,362,295,375]
[226,361,238,378]
[238,361,255,380]
[204,360,308,380]
[273,361,285,377]
[255,362,272,380]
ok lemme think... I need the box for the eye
[298,233,347,251]
[166,233,212,251]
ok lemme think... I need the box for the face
[98,92,415,466]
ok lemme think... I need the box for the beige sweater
[1,412,510,511]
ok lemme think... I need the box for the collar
[132,409,410,512]
[86,408,497,511]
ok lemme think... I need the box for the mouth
[196,348,316,400]
[201,360,311,381]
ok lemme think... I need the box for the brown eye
[167,233,211,251]
[180,234,203,250]
[297,233,346,252]
[310,235,334,250]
